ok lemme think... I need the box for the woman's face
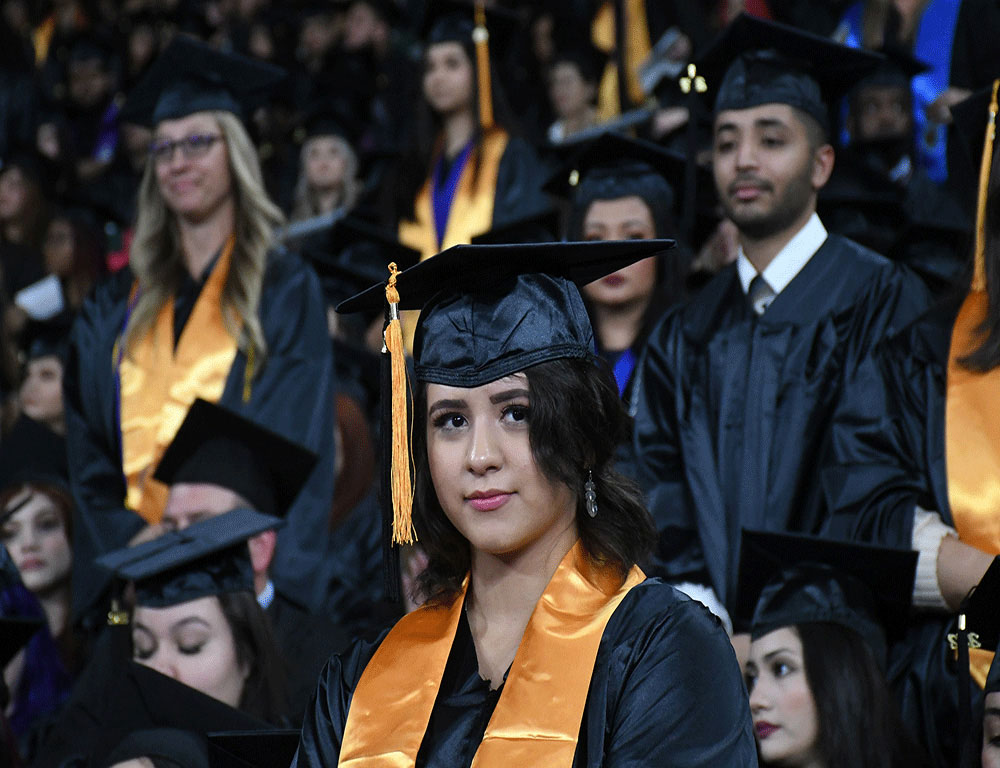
[0,166,29,222]
[153,112,233,223]
[984,692,1000,768]
[303,136,347,192]
[132,596,248,709]
[746,626,821,767]
[20,355,64,429]
[43,218,75,276]
[426,373,577,560]
[0,488,72,595]
[423,41,475,117]
[581,196,658,311]
[549,61,594,120]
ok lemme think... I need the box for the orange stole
[946,290,1000,686]
[338,541,645,767]
[119,236,240,523]
[591,0,652,120]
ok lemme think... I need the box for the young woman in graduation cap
[293,240,757,767]
[62,36,336,624]
[394,1,549,265]
[737,531,929,768]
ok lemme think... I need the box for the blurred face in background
[43,217,75,276]
[1,487,72,596]
[0,166,30,223]
[423,41,474,117]
[581,196,658,312]
[549,61,595,121]
[68,56,112,110]
[20,356,65,433]
[153,112,233,224]
[303,136,348,192]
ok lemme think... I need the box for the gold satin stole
[338,540,645,767]
[591,0,652,120]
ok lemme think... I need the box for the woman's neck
[563,106,596,138]
[441,109,476,159]
[3,220,24,244]
[591,298,648,353]
[37,583,70,637]
[177,200,236,279]
[313,188,343,215]
[465,520,578,687]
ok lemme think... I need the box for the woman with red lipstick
[294,241,758,767]
[738,531,929,768]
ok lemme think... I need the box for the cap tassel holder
[384,264,415,546]
[473,3,494,131]
[957,609,973,768]
[973,79,1000,292]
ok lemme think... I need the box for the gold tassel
[243,343,255,403]
[973,79,1000,292]
[384,263,416,545]
[473,3,493,131]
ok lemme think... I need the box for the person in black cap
[737,530,926,768]
[545,43,602,144]
[288,108,362,224]
[17,318,70,435]
[62,35,337,625]
[394,0,549,267]
[631,14,930,639]
[293,240,757,767]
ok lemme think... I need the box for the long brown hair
[123,111,285,363]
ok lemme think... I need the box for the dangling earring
[584,470,598,518]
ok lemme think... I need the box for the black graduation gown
[64,249,337,622]
[486,136,551,232]
[292,580,758,768]
[632,234,930,610]
[820,299,977,768]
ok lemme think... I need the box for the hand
[936,535,995,611]
[925,87,973,125]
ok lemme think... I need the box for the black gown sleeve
[63,271,144,624]
[491,137,550,228]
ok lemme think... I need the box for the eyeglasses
[148,133,222,164]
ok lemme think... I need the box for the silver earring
[584,470,598,518]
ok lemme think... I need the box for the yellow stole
[591,0,652,120]
[118,236,240,523]
[339,541,645,767]
[397,128,508,349]
[946,289,1000,686]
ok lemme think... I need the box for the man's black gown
[292,580,758,767]
[64,249,337,621]
[632,234,930,611]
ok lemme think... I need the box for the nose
[748,679,770,715]
[143,651,179,681]
[733,137,758,171]
[466,420,501,475]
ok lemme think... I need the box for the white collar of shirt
[736,213,828,303]
[257,578,275,610]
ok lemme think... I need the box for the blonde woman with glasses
[63,38,336,626]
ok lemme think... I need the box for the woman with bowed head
[737,530,929,768]
[293,240,757,767]
[63,36,336,626]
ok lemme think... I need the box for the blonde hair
[289,134,360,222]
[123,111,285,363]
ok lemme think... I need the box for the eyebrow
[428,398,467,415]
[986,708,1000,717]
[762,648,795,661]
[490,388,530,404]
[173,617,212,631]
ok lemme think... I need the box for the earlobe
[811,144,835,189]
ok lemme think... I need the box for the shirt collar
[256,578,275,610]
[737,213,828,297]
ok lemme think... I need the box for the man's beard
[722,171,815,241]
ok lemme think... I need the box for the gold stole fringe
[119,236,240,523]
[946,291,1000,686]
[397,128,508,349]
[339,541,645,767]
[591,0,652,120]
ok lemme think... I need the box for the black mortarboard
[699,14,884,135]
[469,206,561,245]
[104,728,211,768]
[22,317,72,363]
[338,239,674,386]
[736,529,916,665]
[152,399,317,519]
[96,507,281,607]
[856,45,930,90]
[0,416,69,500]
[550,40,605,85]
[122,35,286,127]
[294,103,362,146]
[206,730,301,768]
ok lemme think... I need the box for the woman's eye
[502,405,530,423]
[761,135,785,148]
[36,515,62,533]
[715,140,735,154]
[772,661,792,677]
[179,643,206,656]
[432,412,466,430]
[132,639,154,660]
[0,528,14,542]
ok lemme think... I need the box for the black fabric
[291,580,757,767]
[632,234,930,610]
[0,416,69,497]
[64,249,336,624]
[104,728,210,768]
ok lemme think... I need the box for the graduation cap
[0,416,69,501]
[550,39,605,85]
[206,729,301,768]
[338,239,673,566]
[736,529,916,665]
[121,35,286,127]
[152,399,317,519]
[22,316,72,363]
[469,206,561,245]
[104,728,211,768]
[293,103,362,146]
[697,14,884,136]
[96,507,282,608]
[855,45,931,90]
[420,0,521,130]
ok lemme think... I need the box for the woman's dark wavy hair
[792,622,928,768]
[413,356,656,604]
[393,33,519,224]
[962,134,1000,371]
[217,591,288,725]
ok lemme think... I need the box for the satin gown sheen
[292,579,758,767]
